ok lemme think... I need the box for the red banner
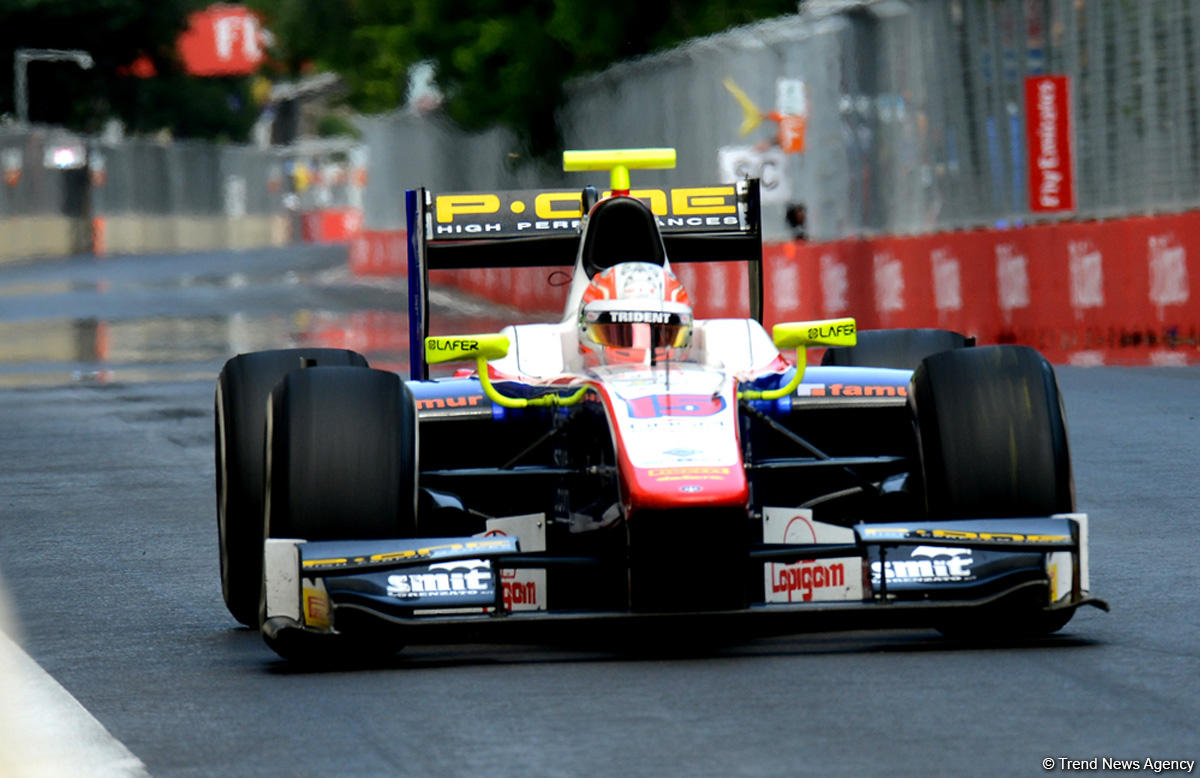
[1025,75,1076,213]
[177,5,267,77]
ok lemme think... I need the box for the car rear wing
[403,179,762,380]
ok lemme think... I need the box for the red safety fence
[348,211,1200,366]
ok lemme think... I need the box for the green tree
[1,0,258,140]
[251,0,798,155]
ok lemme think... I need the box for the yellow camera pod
[562,148,677,193]
[737,317,857,401]
[423,334,589,409]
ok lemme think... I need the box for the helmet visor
[584,310,691,349]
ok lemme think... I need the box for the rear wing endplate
[404,180,763,380]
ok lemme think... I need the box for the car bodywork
[260,149,1105,652]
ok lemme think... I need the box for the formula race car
[214,148,1106,661]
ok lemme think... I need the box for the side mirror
[772,317,857,349]
[422,333,587,409]
[740,317,857,401]
[424,334,510,365]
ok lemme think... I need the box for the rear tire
[822,328,972,370]
[215,348,367,627]
[910,345,1075,637]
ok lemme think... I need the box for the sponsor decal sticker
[302,538,512,570]
[796,383,907,398]
[763,508,864,603]
[772,561,847,601]
[807,321,856,340]
[386,559,494,599]
[871,546,975,584]
[416,394,484,410]
[482,514,547,612]
[595,310,676,325]
[648,466,730,482]
[860,527,1070,544]
[625,393,726,419]
[606,369,741,471]
[430,186,744,236]
[301,578,331,629]
[426,337,481,353]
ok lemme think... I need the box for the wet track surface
[0,247,1197,776]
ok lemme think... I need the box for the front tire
[911,345,1073,520]
[909,345,1076,637]
[215,348,368,627]
[263,366,418,661]
[265,366,418,541]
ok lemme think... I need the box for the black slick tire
[264,365,417,542]
[909,345,1076,638]
[262,366,417,662]
[215,348,367,627]
[910,344,1073,520]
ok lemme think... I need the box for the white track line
[0,630,148,777]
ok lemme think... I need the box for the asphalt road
[0,247,1196,777]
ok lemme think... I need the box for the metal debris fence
[364,0,1200,242]
[4,0,1200,255]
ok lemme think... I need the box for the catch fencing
[360,0,1200,242]
[6,0,1200,251]
[0,125,365,260]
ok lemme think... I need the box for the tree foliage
[1,0,259,140]
[1,0,795,146]
[250,0,798,155]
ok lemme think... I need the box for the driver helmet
[578,262,692,364]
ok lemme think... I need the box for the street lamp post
[13,48,94,125]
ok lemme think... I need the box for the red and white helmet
[578,262,692,363]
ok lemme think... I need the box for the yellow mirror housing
[773,318,857,349]
[739,318,857,402]
[423,333,588,410]
[424,334,510,365]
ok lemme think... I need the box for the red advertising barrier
[300,208,363,243]
[763,215,1199,366]
[349,211,1200,365]
[349,229,407,275]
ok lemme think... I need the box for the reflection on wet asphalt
[0,245,535,386]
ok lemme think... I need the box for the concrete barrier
[96,214,291,255]
[0,216,91,262]
[1,215,292,261]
